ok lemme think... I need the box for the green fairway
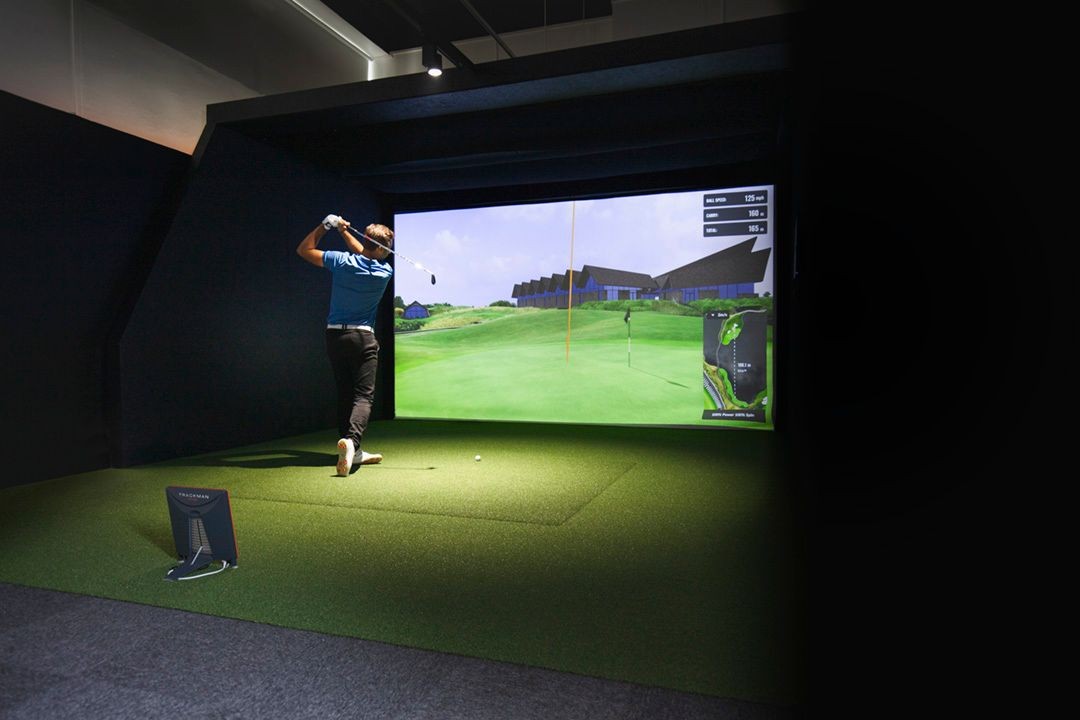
[0,420,804,706]
[396,308,773,427]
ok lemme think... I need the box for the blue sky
[393,185,774,307]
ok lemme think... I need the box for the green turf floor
[0,420,805,705]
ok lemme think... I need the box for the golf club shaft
[342,226,436,284]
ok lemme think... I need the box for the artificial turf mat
[0,420,805,706]
[179,433,635,525]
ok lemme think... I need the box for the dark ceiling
[322,0,612,53]
[207,16,795,198]
[84,0,620,95]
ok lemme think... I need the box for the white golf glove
[322,214,344,230]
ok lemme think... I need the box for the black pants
[325,329,379,450]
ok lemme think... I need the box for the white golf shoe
[359,450,383,465]
[336,438,355,476]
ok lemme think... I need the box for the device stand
[164,546,233,581]
[165,557,210,581]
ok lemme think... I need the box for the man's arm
[339,224,368,255]
[296,224,328,267]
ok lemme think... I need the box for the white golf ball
[474,454,481,462]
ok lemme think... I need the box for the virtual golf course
[395,306,773,428]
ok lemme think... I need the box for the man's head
[363,223,394,261]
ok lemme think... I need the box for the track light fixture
[422,43,443,77]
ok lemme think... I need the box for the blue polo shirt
[323,250,393,328]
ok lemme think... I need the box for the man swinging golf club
[297,214,393,475]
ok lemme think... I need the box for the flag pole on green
[624,306,631,367]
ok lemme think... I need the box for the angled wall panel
[118,125,383,465]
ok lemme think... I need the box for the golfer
[297,214,394,475]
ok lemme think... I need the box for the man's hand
[322,214,349,230]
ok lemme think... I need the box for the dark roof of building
[512,242,769,298]
[657,238,770,289]
[577,265,657,289]
[405,300,426,309]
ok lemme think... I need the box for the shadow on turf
[131,517,176,557]
[169,451,438,473]
[172,450,337,469]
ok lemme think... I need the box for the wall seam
[69,0,81,117]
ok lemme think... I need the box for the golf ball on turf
[474,454,481,462]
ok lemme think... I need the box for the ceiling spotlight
[422,43,443,77]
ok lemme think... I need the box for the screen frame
[384,167,786,431]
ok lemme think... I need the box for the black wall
[796,5,1056,719]
[117,125,388,466]
[0,91,188,488]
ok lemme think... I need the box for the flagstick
[627,316,631,367]
[565,201,575,365]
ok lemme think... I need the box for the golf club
[341,224,436,284]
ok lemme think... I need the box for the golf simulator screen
[393,185,775,429]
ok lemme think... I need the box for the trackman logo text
[178,492,210,500]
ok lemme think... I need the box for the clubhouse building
[511,238,770,308]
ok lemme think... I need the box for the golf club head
[430,275,436,285]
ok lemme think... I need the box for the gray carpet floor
[0,582,792,719]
